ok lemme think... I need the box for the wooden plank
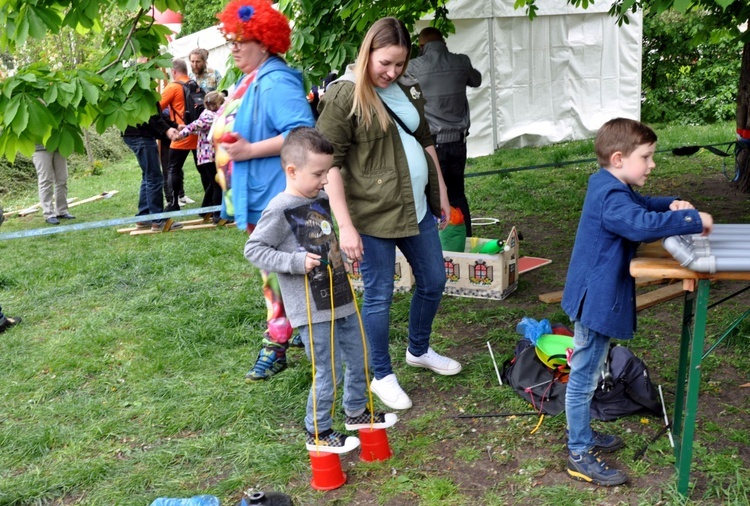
[11,198,79,217]
[636,283,685,311]
[631,257,750,282]
[117,217,208,234]
[636,241,671,258]
[67,190,118,208]
[538,277,666,304]
[128,220,235,236]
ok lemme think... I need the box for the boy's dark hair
[595,118,658,167]
[281,127,334,169]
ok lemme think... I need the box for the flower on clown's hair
[238,5,255,21]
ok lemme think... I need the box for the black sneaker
[306,429,360,454]
[0,316,21,334]
[566,429,623,453]
[567,450,628,486]
[345,409,398,430]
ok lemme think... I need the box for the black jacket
[123,105,176,139]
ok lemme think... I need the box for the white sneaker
[370,374,412,410]
[406,347,462,376]
[180,195,195,205]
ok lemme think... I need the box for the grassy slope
[0,123,748,505]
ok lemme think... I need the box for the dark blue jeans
[123,136,164,221]
[436,140,471,236]
[359,213,446,379]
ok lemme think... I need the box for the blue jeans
[299,315,368,433]
[360,213,446,379]
[566,321,611,454]
[123,136,164,221]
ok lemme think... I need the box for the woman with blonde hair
[317,17,461,411]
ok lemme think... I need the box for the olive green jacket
[316,72,441,238]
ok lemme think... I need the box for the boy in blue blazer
[562,118,713,486]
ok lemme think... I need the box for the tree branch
[98,7,145,75]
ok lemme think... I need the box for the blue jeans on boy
[359,213,446,380]
[124,136,164,221]
[299,315,368,433]
[566,321,611,454]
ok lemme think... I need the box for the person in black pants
[0,209,21,333]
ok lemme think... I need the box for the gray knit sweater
[244,191,355,328]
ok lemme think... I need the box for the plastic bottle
[471,239,507,254]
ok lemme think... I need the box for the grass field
[1,121,749,505]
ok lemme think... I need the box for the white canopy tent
[167,26,232,83]
[164,1,643,159]
[417,0,643,158]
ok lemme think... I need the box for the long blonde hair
[352,17,412,132]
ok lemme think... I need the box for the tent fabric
[167,26,232,87]
[417,0,643,157]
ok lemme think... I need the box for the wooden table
[630,249,750,495]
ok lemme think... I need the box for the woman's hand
[338,224,363,263]
[222,134,251,161]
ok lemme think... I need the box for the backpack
[502,339,568,416]
[502,339,662,420]
[590,344,661,421]
[179,80,205,125]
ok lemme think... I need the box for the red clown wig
[217,0,291,55]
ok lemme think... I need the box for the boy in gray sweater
[244,127,397,454]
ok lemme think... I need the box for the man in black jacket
[122,107,184,232]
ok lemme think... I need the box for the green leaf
[4,95,21,127]
[79,80,100,105]
[44,84,59,105]
[26,7,48,39]
[10,97,30,134]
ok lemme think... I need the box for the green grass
[1,121,749,505]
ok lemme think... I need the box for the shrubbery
[641,9,742,125]
[0,127,130,197]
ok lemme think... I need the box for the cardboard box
[349,227,519,300]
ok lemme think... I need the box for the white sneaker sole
[306,436,360,454]
[405,352,463,376]
[345,412,398,431]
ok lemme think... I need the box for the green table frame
[673,281,750,494]
[631,255,750,496]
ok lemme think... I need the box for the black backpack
[590,344,661,421]
[502,339,662,420]
[179,80,205,124]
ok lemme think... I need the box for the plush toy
[439,206,467,252]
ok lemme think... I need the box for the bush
[0,127,131,197]
[641,9,742,125]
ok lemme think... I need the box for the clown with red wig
[213,0,315,380]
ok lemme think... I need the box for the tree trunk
[735,41,750,193]
[83,128,94,168]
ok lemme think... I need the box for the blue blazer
[561,169,704,339]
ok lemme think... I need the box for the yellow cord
[327,264,337,418]
[347,275,375,428]
[530,414,545,435]
[304,274,320,454]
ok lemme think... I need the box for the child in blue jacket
[561,118,713,486]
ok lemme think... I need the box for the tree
[0,0,183,162]
[517,0,750,191]
[277,0,452,88]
